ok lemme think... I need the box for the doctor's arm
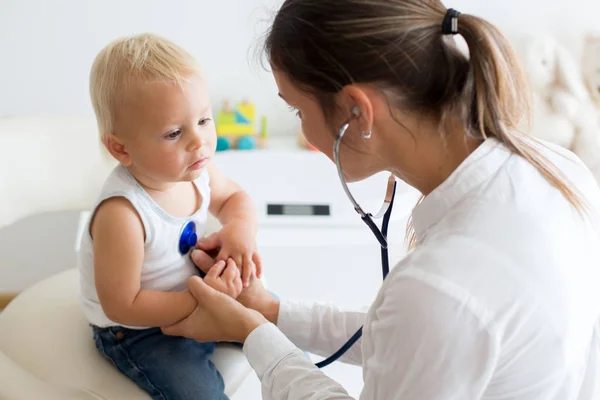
[276,301,366,366]
[191,248,367,365]
[247,274,499,400]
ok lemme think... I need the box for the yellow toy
[215,100,267,151]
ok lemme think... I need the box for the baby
[78,33,260,399]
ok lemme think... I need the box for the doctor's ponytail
[455,13,586,214]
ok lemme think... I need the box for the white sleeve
[360,271,500,399]
[243,270,500,400]
[277,301,366,365]
[244,323,354,399]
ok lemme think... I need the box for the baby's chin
[180,168,205,182]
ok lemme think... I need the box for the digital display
[267,204,330,216]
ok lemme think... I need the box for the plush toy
[517,34,600,182]
[572,35,600,180]
[517,34,589,148]
[582,35,600,108]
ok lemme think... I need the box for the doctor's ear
[339,84,375,131]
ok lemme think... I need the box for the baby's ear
[104,133,132,166]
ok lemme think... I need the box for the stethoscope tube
[315,116,397,369]
[315,184,395,368]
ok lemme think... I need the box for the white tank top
[77,165,211,328]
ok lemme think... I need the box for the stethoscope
[315,106,397,369]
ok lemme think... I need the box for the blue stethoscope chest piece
[179,221,198,255]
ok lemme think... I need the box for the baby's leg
[93,326,228,400]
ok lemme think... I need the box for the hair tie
[442,8,461,35]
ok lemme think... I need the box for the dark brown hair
[264,0,585,247]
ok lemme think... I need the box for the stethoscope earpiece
[350,106,372,139]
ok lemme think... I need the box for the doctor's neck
[375,110,482,196]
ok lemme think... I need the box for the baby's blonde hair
[90,33,201,141]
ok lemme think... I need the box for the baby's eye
[198,118,212,126]
[165,129,181,140]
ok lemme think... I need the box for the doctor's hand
[162,275,267,343]
[191,249,280,323]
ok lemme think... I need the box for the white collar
[411,138,511,241]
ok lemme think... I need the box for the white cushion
[0,350,101,399]
[0,115,116,229]
[0,268,252,399]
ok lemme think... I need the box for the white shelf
[212,142,420,229]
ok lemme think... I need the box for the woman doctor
[163,1,600,398]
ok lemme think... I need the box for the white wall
[0,0,294,133]
[449,0,600,53]
[1,0,599,136]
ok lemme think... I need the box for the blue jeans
[92,325,228,400]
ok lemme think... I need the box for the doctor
[163,1,600,398]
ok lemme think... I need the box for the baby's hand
[202,259,243,299]
[197,221,262,287]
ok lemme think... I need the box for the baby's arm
[92,197,196,327]
[206,162,261,283]
[207,162,257,233]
